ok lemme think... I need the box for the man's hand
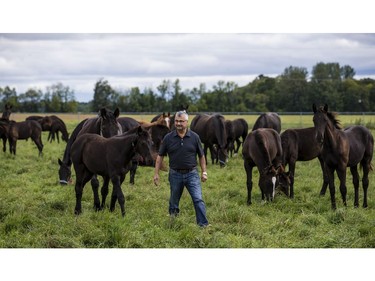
[201,171,208,182]
[153,174,160,186]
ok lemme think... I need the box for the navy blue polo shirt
[158,129,204,170]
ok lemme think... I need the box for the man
[153,110,209,227]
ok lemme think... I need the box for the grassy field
[1,113,375,248]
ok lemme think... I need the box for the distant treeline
[2,62,375,113]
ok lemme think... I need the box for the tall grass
[0,114,375,248]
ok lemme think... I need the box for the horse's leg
[318,156,329,196]
[203,145,208,165]
[244,161,253,205]
[129,160,137,185]
[326,166,337,210]
[56,131,60,144]
[74,169,93,215]
[48,131,52,143]
[90,175,101,211]
[33,135,43,156]
[2,137,6,152]
[234,138,241,154]
[288,160,296,199]
[337,165,347,208]
[100,176,110,209]
[110,175,126,216]
[350,165,360,208]
[361,159,370,208]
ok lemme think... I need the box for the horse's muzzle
[59,180,69,185]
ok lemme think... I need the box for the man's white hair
[176,110,188,121]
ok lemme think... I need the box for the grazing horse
[70,126,154,216]
[58,118,88,185]
[242,128,287,204]
[280,127,328,198]
[190,113,228,167]
[226,118,249,156]
[47,115,69,143]
[252,112,281,133]
[313,104,350,209]
[0,120,43,156]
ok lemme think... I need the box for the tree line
[2,62,375,113]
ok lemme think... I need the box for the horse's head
[218,146,228,167]
[312,104,329,145]
[2,104,12,120]
[133,126,154,166]
[277,170,290,197]
[58,158,72,185]
[98,107,122,137]
[259,165,284,201]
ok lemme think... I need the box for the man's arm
[153,155,164,186]
[199,155,208,182]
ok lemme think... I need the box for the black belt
[173,167,196,174]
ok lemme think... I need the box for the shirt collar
[173,129,191,138]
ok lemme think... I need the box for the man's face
[175,116,188,131]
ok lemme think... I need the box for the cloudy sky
[1,33,375,102]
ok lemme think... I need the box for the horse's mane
[318,105,342,130]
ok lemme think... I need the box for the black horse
[58,118,88,185]
[313,104,373,209]
[47,115,69,143]
[226,118,248,157]
[0,119,43,156]
[252,112,281,133]
[242,128,287,205]
[70,126,154,216]
[190,113,228,167]
[312,104,350,209]
[280,127,328,198]
[58,107,121,189]
[1,104,12,152]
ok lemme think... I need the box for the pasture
[1,113,375,248]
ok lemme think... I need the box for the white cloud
[1,33,375,102]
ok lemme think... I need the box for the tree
[92,79,117,111]
[43,83,76,112]
[18,88,43,112]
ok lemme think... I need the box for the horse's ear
[323,104,328,112]
[168,112,171,117]
[312,104,317,113]
[114,108,120,118]
[99,108,107,119]
[137,125,144,135]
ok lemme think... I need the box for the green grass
[1,114,375,248]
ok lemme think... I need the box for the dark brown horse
[190,113,228,167]
[312,104,349,209]
[151,105,189,130]
[70,126,154,216]
[252,112,281,133]
[0,120,43,156]
[47,115,69,143]
[280,127,328,198]
[58,118,88,185]
[226,118,249,157]
[242,128,287,204]
[58,107,121,191]
[313,104,373,209]
[1,104,12,152]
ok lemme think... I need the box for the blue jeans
[168,169,209,226]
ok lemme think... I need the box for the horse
[312,104,350,209]
[190,113,228,167]
[117,116,169,184]
[280,127,328,198]
[252,112,281,133]
[47,115,69,143]
[0,104,12,151]
[151,105,189,130]
[70,126,154,216]
[226,118,249,157]
[242,128,287,205]
[58,118,88,185]
[313,104,373,208]
[58,107,121,191]
[0,119,43,156]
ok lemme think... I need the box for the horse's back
[243,128,281,165]
[344,125,374,166]
[253,113,281,133]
